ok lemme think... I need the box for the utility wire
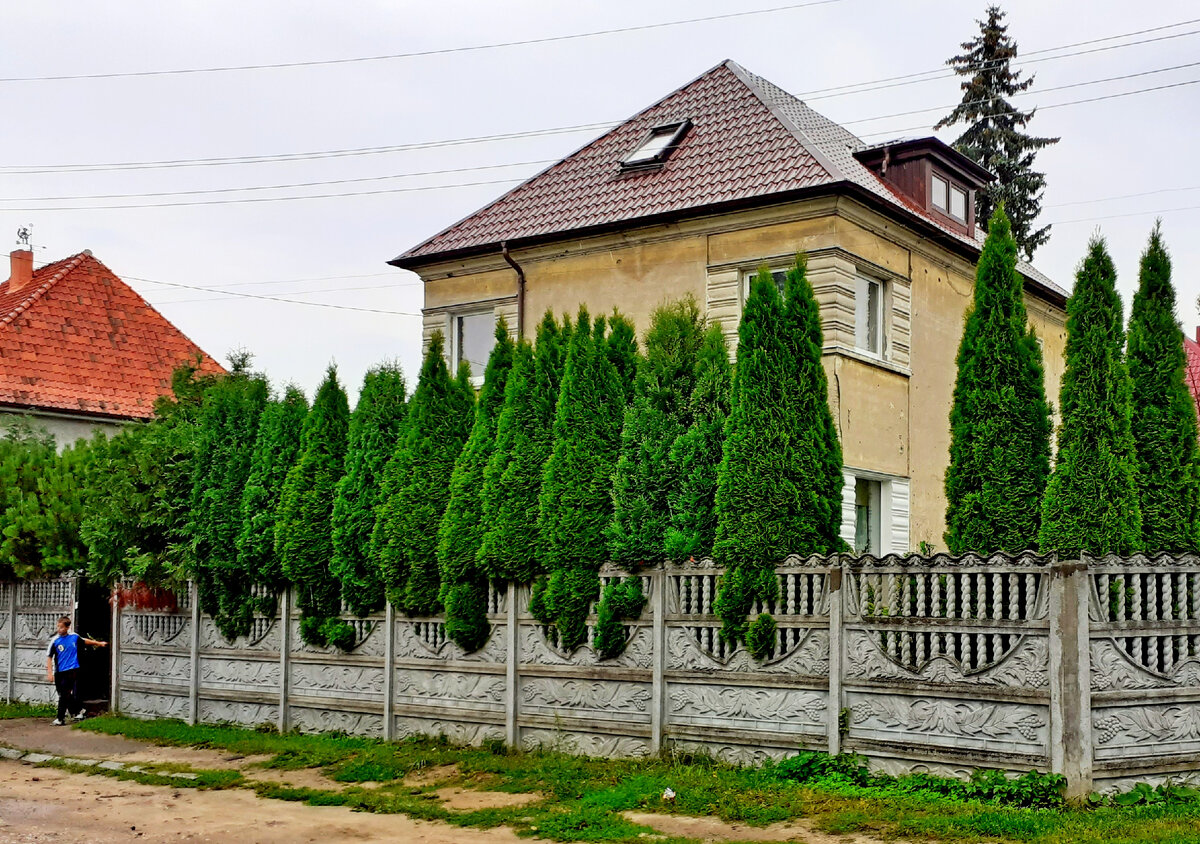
[0,0,844,83]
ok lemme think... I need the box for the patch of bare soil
[436,786,543,811]
[622,811,888,844]
[402,762,460,786]
[0,759,530,843]
[244,764,350,792]
[114,745,271,771]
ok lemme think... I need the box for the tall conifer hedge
[236,385,308,602]
[1127,223,1200,552]
[537,308,630,650]
[331,364,408,616]
[1039,237,1141,555]
[275,367,350,645]
[665,323,732,561]
[372,332,474,615]
[713,258,844,649]
[943,206,1052,554]
[607,297,704,565]
[478,312,569,584]
[440,319,515,651]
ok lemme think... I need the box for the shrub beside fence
[13,553,1200,799]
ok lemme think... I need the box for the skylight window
[620,120,690,169]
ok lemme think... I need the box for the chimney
[6,249,33,294]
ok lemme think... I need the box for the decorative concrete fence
[2,578,76,705]
[53,552,1200,798]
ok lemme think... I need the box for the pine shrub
[371,332,474,615]
[943,206,1052,554]
[665,323,732,561]
[331,364,408,616]
[713,258,845,646]
[1127,223,1200,552]
[275,367,350,645]
[236,385,309,606]
[592,576,646,659]
[478,312,570,583]
[538,308,630,650]
[607,297,704,566]
[440,319,515,651]
[1039,236,1141,555]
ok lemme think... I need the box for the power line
[4,18,1197,176]
[123,272,420,316]
[0,0,844,83]
[1047,185,1200,208]
[1047,204,1200,225]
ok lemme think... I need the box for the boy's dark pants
[54,668,79,721]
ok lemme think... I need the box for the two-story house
[389,59,1068,555]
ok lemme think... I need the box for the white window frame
[931,173,949,212]
[450,308,495,387]
[841,469,910,556]
[854,273,885,359]
[949,185,968,222]
[740,266,789,304]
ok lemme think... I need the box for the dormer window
[620,120,690,170]
[931,172,969,222]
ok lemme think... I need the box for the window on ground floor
[841,470,910,556]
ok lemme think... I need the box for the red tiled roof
[1184,331,1200,420]
[0,252,224,420]
[393,59,1066,302]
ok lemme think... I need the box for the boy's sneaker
[72,711,87,721]
[51,719,64,726]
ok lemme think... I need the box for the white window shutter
[888,477,911,554]
[840,471,857,551]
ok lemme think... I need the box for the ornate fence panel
[841,552,1055,778]
[1089,553,1200,792]
[9,578,75,704]
[115,581,192,721]
[197,584,284,728]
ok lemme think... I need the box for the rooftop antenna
[16,225,31,249]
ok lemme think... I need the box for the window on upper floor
[741,267,788,302]
[452,309,495,382]
[620,120,691,169]
[855,274,883,356]
[931,174,949,213]
[932,171,970,223]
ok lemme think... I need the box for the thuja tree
[236,385,309,604]
[665,322,732,561]
[606,310,639,404]
[943,206,1051,554]
[1128,224,1200,552]
[83,362,217,586]
[275,366,350,646]
[189,357,270,640]
[478,312,570,584]
[439,319,515,651]
[372,332,474,615]
[331,364,408,616]
[1039,237,1141,555]
[607,297,704,565]
[713,259,844,653]
[537,308,629,651]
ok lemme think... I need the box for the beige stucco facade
[413,194,1066,553]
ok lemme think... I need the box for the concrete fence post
[650,566,667,754]
[505,581,519,749]
[277,587,292,733]
[109,585,121,712]
[382,600,395,741]
[6,582,17,703]
[1049,557,1093,800]
[827,564,844,756]
[187,581,200,726]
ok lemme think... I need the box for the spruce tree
[478,312,569,584]
[371,333,474,615]
[236,385,309,600]
[538,308,628,650]
[665,323,732,561]
[607,297,704,565]
[189,357,270,639]
[275,367,350,645]
[439,319,515,651]
[331,364,408,616]
[713,258,845,646]
[1128,223,1200,552]
[1039,237,1141,556]
[935,5,1059,259]
[943,206,1052,554]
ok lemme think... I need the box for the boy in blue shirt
[45,616,107,726]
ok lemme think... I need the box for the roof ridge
[724,61,847,183]
[1,253,86,326]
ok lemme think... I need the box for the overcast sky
[2,1,1197,401]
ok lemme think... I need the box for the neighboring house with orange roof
[0,248,224,448]
[390,59,1069,554]
[1184,329,1200,422]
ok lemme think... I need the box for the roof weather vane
[16,226,31,248]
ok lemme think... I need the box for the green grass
[42,757,243,790]
[0,701,54,720]
[74,715,1200,844]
